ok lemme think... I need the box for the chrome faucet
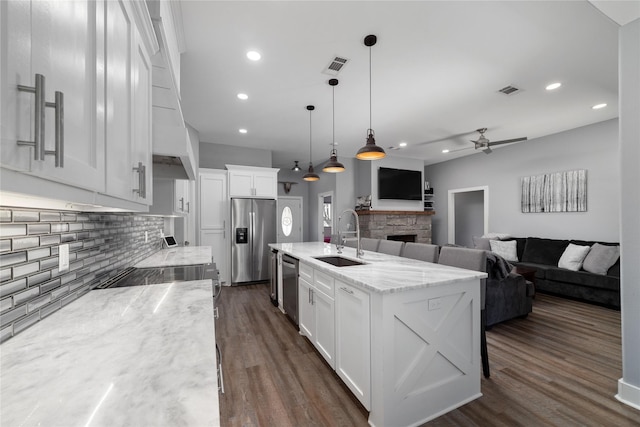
[338,208,363,258]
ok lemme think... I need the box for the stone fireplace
[357,210,434,244]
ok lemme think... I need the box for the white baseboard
[616,378,640,411]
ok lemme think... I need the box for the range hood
[149,1,196,180]
[153,125,196,180]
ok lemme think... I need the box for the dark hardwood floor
[215,284,639,427]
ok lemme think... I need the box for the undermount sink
[314,256,366,267]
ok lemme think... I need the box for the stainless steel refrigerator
[231,198,277,284]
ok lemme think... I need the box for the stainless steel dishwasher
[281,254,299,326]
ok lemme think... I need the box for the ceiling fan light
[356,130,386,160]
[323,151,345,173]
[303,163,320,181]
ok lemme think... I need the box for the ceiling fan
[471,128,527,154]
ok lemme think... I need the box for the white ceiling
[179,1,631,169]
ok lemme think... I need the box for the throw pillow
[490,239,518,262]
[472,236,492,250]
[558,243,591,271]
[482,232,512,240]
[583,243,620,275]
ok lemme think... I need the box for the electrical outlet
[428,297,442,311]
[145,231,148,243]
[59,244,70,272]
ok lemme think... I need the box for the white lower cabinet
[298,275,315,341]
[298,263,335,369]
[335,280,371,410]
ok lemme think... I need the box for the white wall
[199,142,272,169]
[618,18,640,409]
[356,155,424,211]
[426,119,620,245]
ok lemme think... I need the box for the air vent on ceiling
[498,85,520,95]
[323,56,349,76]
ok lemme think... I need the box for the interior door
[277,196,303,243]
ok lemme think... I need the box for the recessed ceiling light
[239,129,248,134]
[246,51,261,61]
[546,82,562,91]
[592,103,607,110]
[442,149,450,153]
[399,142,408,148]
[237,93,248,100]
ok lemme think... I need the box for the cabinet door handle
[17,75,65,167]
[186,201,190,213]
[340,286,354,295]
[45,91,64,167]
[133,162,146,198]
[223,220,225,239]
[180,197,184,211]
[17,74,46,161]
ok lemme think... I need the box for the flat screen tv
[378,167,422,200]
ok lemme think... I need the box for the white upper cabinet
[104,0,154,205]
[1,0,104,191]
[226,164,279,198]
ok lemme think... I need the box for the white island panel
[270,241,484,426]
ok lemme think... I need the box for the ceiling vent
[323,56,349,76]
[498,85,521,95]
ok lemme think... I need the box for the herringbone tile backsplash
[0,208,164,342]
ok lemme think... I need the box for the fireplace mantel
[356,210,434,244]
[357,210,435,216]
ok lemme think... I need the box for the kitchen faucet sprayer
[338,209,363,258]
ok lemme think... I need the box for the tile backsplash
[0,208,164,342]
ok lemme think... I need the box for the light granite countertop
[269,241,487,294]
[0,280,219,426]
[134,245,212,268]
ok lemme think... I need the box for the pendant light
[303,105,320,182]
[323,79,345,173]
[291,160,301,172]
[356,34,386,160]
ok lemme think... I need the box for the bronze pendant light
[356,34,386,160]
[323,79,345,173]
[303,105,320,182]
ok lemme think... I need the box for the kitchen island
[270,242,486,427]
[0,248,219,426]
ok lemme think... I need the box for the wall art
[521,169,587,213]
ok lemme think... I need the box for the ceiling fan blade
[487,137,528,146]
[416,131,477,146]
[446,146,474,153]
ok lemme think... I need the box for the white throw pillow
[482,232,512,240]
[558,243,591,271]
[489,239,518,262]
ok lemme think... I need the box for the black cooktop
[96,264,217,289]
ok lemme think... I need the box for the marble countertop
[134,245,212,268]
[0,281,219,426]
[270,242,486,294]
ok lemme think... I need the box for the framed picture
[521,169,587,213]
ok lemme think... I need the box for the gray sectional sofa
[508,237,621,309]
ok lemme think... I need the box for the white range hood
[149,0,196,181]
[153,125,196,180]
